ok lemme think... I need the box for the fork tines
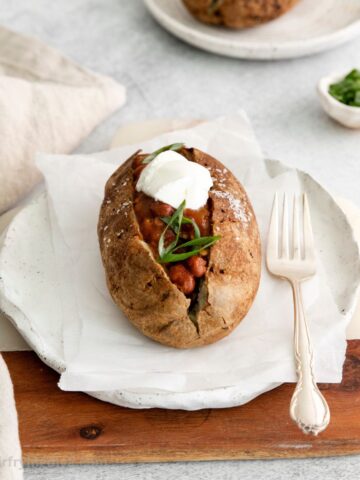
[267,193,315,262]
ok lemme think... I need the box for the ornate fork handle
[289,280,330,435]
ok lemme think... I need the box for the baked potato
[182,0,299,29]
[98,147,261,348]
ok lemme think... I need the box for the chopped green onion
[329,69,360,107]
[158,237,220,264]
[158,200,186,258]
[170,236,221,252]
[157,199,221,264]
[161,215,200,239]
[184,217,201,239]
[142,143,185,164]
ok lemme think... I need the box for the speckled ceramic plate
[144,0,360,60]
[1,157,359,409]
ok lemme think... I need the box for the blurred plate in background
[144,0,360,60]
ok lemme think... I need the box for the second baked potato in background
[182,0,299,29]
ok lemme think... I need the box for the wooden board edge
[22,445,360,464]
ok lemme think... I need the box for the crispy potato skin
[98,148,261,348]
[182,0,299,29]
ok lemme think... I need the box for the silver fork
[266,193,330,436]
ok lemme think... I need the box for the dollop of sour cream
[136,150,213,210]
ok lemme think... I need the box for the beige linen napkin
[0,355,23,479]
[0,26,126,213]
[0,26,126,474]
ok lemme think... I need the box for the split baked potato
[98,147,261,348]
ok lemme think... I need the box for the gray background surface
[1,0,360,478]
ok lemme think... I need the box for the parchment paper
[36,113,348,393]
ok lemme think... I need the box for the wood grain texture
[3,341,360,465]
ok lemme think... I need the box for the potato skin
[182,0,299,29]
[98,148,261,348]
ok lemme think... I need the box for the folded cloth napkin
[0,26,126,472]
[0,26,126,214]
[0,355,23,480]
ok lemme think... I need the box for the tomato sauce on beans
[132,156,211,296]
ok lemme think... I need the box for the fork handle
[289,280,330,435]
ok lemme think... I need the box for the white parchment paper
[36,114,348,393]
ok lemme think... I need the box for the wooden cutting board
[3,340,360,464]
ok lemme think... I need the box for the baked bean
[164,229,176,244]
[132,155,145,168]
[181,222,194,239]
[153,217,165,229]
[140,218,154,241]
[134,197,144,216]
[187,256,207,278]
[169,264,195,295]
[150,201,174,217]
[133,165,147,182]
[141,218,163,243]
[134,193,153,220]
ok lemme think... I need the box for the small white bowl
[317,71,360,129]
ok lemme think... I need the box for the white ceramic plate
[1,158,359,409]
[144,0,360,60]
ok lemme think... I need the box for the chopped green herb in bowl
[329,69,360,107]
